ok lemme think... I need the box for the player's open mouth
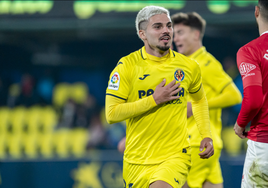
[160,36,170,42]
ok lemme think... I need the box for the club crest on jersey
[108,72,120,90]
[239,62,256,76]
[174,69,185,81]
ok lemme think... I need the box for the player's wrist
[152,94,160,105]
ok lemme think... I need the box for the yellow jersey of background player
[172,12,242,188]
[187,46,233,151]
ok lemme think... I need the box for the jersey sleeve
[105,57,157,124]
[106,58,131,100]
[188,60,212,139]
[237,46,262,89]
[208,82,242,109]
[237,85,263,128]
[190,86,212,139]
[189,60,202,94]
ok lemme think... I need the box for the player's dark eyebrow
[152,22,163,26]
[152,22,172,26]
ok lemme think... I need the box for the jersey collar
[140,46,175,60]
[261,30,268,36]
[187,46,206,60]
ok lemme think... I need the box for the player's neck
[258,19,268,36]
[259,25,268,36]
[144,44,169,57]
[187,41,203,56]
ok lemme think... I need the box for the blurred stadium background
[0,0,258,188]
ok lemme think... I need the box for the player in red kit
[234,0,268,187]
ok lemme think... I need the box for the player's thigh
[203,181,223,188]
[206,149,223,185]
[150,156,191,188]
[123,160,153,188]
[187,147,218,188]
[241,140,268,188]
[149,180,173,188]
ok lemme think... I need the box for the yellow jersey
[187,47,232,149]
[106,47,207,164]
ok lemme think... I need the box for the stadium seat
[23,132,38,158]
[53,128,70,158]
[53,83,70,107]
[71,82,88,104]
[39,132,54,158]
[7,106,26,158]
[39,106,58,158]
[0,107,10,158]
[22,106,40,158]
[69,128,88,157]
[41,106,58,133]
[25,105,42,134]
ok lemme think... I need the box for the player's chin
[157,44,170,51]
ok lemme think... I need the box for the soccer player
[106,6,214,188]
[233,0,268,187]
[171,12,242,188]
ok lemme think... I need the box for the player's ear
[194,30,201,40]
[139,30,146,40]
[255,5,260,19]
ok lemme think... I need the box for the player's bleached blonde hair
[135,6,170,41]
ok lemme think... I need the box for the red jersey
[236,31,268,143]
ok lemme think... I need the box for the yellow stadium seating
[0,107,10,158]
[53,83,70,107]
[71,82,88,104]
[7,106,26,158]
[53,128,71,158]
[69,128,88,157]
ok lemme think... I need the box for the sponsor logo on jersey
[264,50,268,60]
[108,72,120,90]
[174,178,180,184]
[174,69,185,81]
[139,74,150,80]
[239,62,256,79]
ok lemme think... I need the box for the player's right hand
[233,121,247,139]
[153,79,182,105]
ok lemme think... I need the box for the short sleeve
[237,47,262,89]
[189,60,202,94]
[106,58,131,100]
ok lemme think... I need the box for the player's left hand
[199,137,214,159]
[233,121,247,139]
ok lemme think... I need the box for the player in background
[171,12,242,188]
[234,0,268,187]
[106,6,214,188]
